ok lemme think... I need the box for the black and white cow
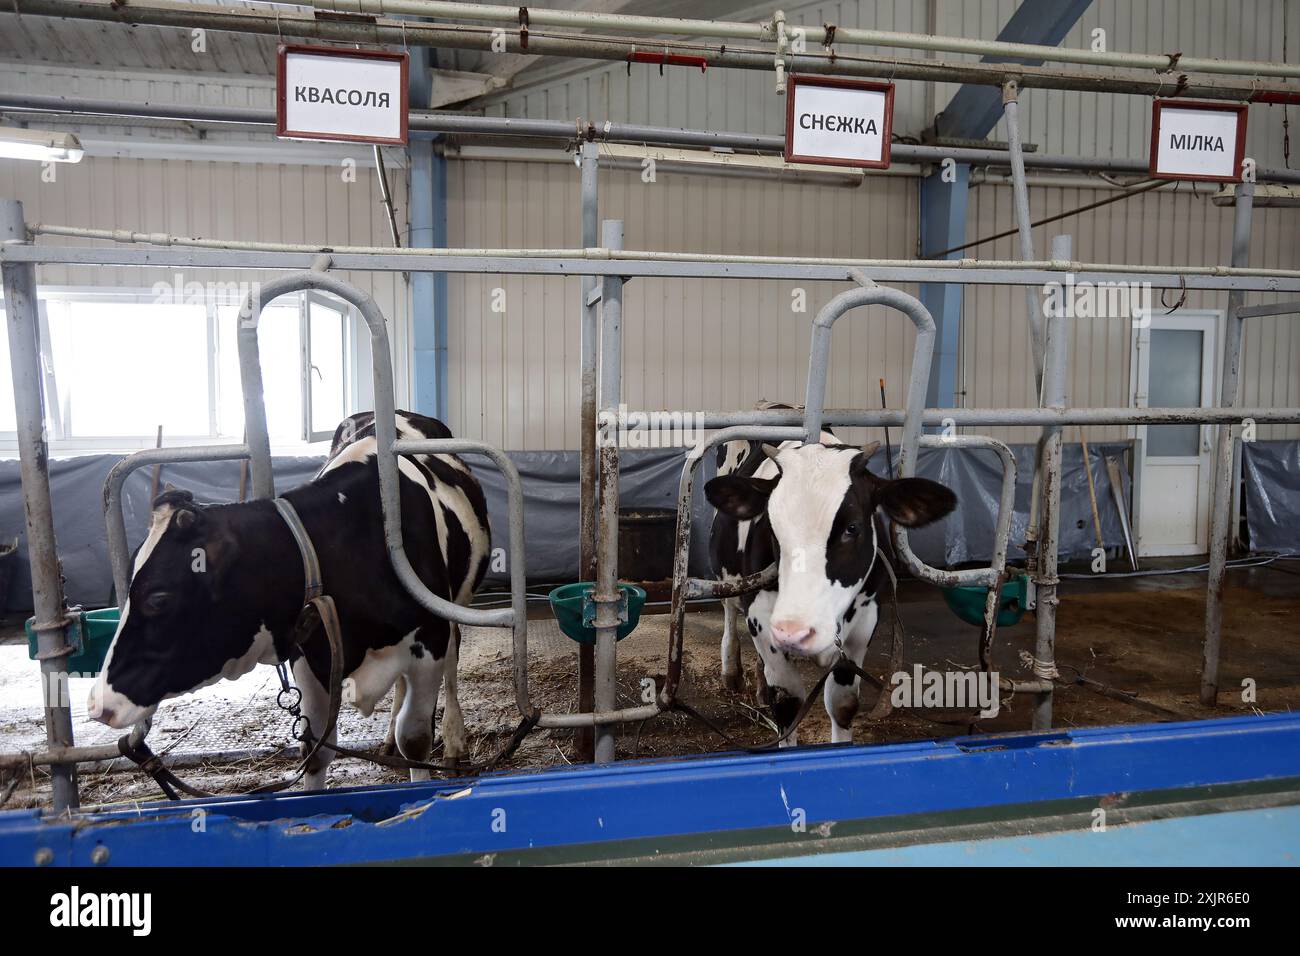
[88,411,491,789]
[707,436,955,745]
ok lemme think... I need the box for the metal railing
[5,57,1300,806]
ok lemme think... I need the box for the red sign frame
[1148,99,1249,184]
[784,75,895,170]
[277,44,409,146]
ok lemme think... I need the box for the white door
[1131,310,1220,556]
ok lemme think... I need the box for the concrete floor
[2,555,1298,807]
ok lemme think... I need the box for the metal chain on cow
[119,594,539,801]
[117,595,345,800]
[119,496,539,800]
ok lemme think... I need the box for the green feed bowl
[548,582,647,645]
[26,607,119,675]
[940,572,1028,628]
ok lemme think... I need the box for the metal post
[1003,80,1045,390]
[0,199,79,811]
[576,141,599,761]
[1203,181,1254,706]
[1031,233,1071,730]
[593,218,624,764]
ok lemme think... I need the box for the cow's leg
[720,597,744,692]
[293,656,337,791]
[440,622,467,769]
[824,596,879,744]
[380,675,407,756]
[746,593,805,747]
[394,627,447,783]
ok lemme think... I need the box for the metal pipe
[1203,180,1255,707]
[104,444,251,606]
[1002,81,1045,388]
[235,273,513,626]
[0,199,79,812]
[593,218,624,764]
[9,1,1300,101]
[397,438,533,721]
[169,0,1300,79]
[919,435,1018,668]
[14,237,1300,292]
[8,91,1300,185]
[695,407,1300,428]
[803,277,991,588]
[1030,233,1073,731]
[663,425,805,703]
[576,142,599,761]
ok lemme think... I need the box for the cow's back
[322,411,489,606]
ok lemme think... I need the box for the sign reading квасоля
[278,45,409,146]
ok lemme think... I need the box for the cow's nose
[771,620,815,648]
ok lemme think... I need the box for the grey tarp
[0,454,323,612]
[1242,439,1300,555]
[0,441,1135,611]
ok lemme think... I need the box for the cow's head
[89,490,289,728]
[705,442,956,665]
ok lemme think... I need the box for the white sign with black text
[1149,101,1247,183]
[278,45,408,146]
[784,76,894,169]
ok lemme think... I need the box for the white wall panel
[446,158,919,448]
[0,154,411,410]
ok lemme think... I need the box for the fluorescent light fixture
[1212,183,1300,207]
[0,127,85,163]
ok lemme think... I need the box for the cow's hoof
[722,670,744,693]
[378,737,397,757]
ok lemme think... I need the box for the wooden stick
[879,378,894,477]
[1079,427,1105,550]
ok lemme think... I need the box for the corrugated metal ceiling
[0,1,293,74]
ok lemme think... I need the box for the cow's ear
[706,475,778,520]
[875,477,957,528]
[169,504,206,540]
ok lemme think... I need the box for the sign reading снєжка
[1149,100,1248,183]
[784,76,894,169]
[277,45,409,146]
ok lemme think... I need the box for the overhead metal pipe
[17,225,1300,287]
[7,91,1300,186]
[9,0,1300,99]
[303,0,1300,79]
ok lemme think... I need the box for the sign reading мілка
[1149,100,1248,183]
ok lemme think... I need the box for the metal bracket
[32,611,81,660]
[583,587,628,627]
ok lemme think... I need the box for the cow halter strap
[273,497,323,604]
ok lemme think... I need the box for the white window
[0,288,357,452]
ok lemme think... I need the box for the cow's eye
[140,591,174,618]
[842,523,860,540]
